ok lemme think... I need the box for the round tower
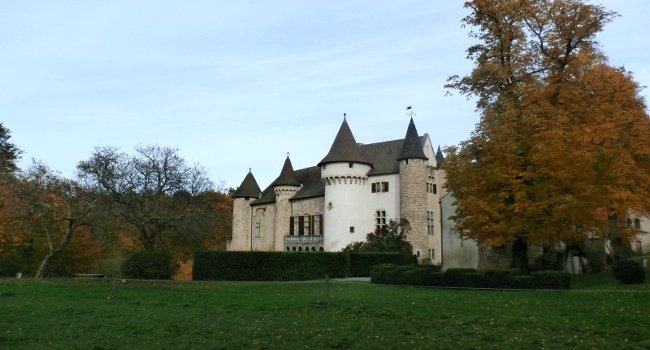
[398,117,429,261]
[229,169,261,251]
[271,155,301,251]
[319,117,373,251]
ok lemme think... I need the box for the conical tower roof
[435,146,445,167]
[232,170,262,198]
[318,117,372,167]
[397,118,428,161]
[271,155,300,187]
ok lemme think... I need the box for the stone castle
[228,116,447,264]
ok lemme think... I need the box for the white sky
[1,1,648,189]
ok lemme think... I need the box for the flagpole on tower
[406,105,415,119]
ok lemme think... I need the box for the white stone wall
[251,205,276,251]
[273,186,299,251]
[228,197,253,251]
[440,193,478,270]
[321,162,373,251]
[631,215,650,255]
[367,174,401,222]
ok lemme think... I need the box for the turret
[271,155,301,251]
[398,118,428,261]
[229,169,261,251]
[319,116,373,251]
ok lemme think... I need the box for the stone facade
[228,117,446,264]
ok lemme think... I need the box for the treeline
[0,123,232,279]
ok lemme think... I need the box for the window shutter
[310,215,315,234]
[319,215,324,235]
[384,182,389,192]
[290,216,294,235]
[298,216,304,235]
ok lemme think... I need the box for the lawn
[1,275,649,349]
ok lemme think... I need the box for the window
[298,216,305,235]
[313,215,321,235]
[376,210,387,231]
[304,215,311,235]
[289,217,295,235]
[634,219,641,229]
[427,211,435,235]
[427,177,436,194]
[349,226,355,234]
[255,222,261,237]
[429,249,435,261]
[371,182,389,193]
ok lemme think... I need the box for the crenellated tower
[229,169,262,251]
[319,116,373,251]
[271,155,301,251]
[398,117,429,261]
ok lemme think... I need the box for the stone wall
[399,158,428,262]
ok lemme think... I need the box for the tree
[342,218,413,255]
[17,162,96,278]
[77,145,213,253]
[444,0,650,271]
[0,123,21,175]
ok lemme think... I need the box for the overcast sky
[2,1,648,190]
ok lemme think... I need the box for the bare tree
[18,162,95,278]
[78,145,213,252]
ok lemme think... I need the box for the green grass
[1,277,649,349]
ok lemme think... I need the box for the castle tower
[229,170,262,251]
[398,117,429,261]
[271,155,301,251]
[318,117,373,251]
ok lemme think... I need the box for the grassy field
[1,274,649,349]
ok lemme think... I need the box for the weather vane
[406,106,415,118]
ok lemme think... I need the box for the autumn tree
[77,145,213,253]
[444,0,650,270]
[15,162,96,278]
[0,123,21,175]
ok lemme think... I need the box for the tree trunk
[35,252,55,278]
[511,236,529,273]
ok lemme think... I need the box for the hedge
[192,251,417,281]
[121,251,174,280]
[370,264,571,290]
[346,252,415,277]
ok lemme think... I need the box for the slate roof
[271,156,300,187]
[397,118,428,161]
[251,166,324,205]
[318,118,372,167]
[435,146,445,167]
[249,118,430,206]
[232,170,262,198]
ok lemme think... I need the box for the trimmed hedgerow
[193,251,415,281]
[612,260,646,284]
[121,251,174,280]
[530,270,571,290]
[347,252,415,277]
[370,264,571,289]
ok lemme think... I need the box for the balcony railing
[284,235,324,244]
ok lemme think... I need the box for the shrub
[121,251,174,279]
[482,269,518,288]
[347,252,414,277]
[192,251,347,281]
[442,268,480,287]
[369,264,397,284]
[530,270,571,289]
[612,260,646,284]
